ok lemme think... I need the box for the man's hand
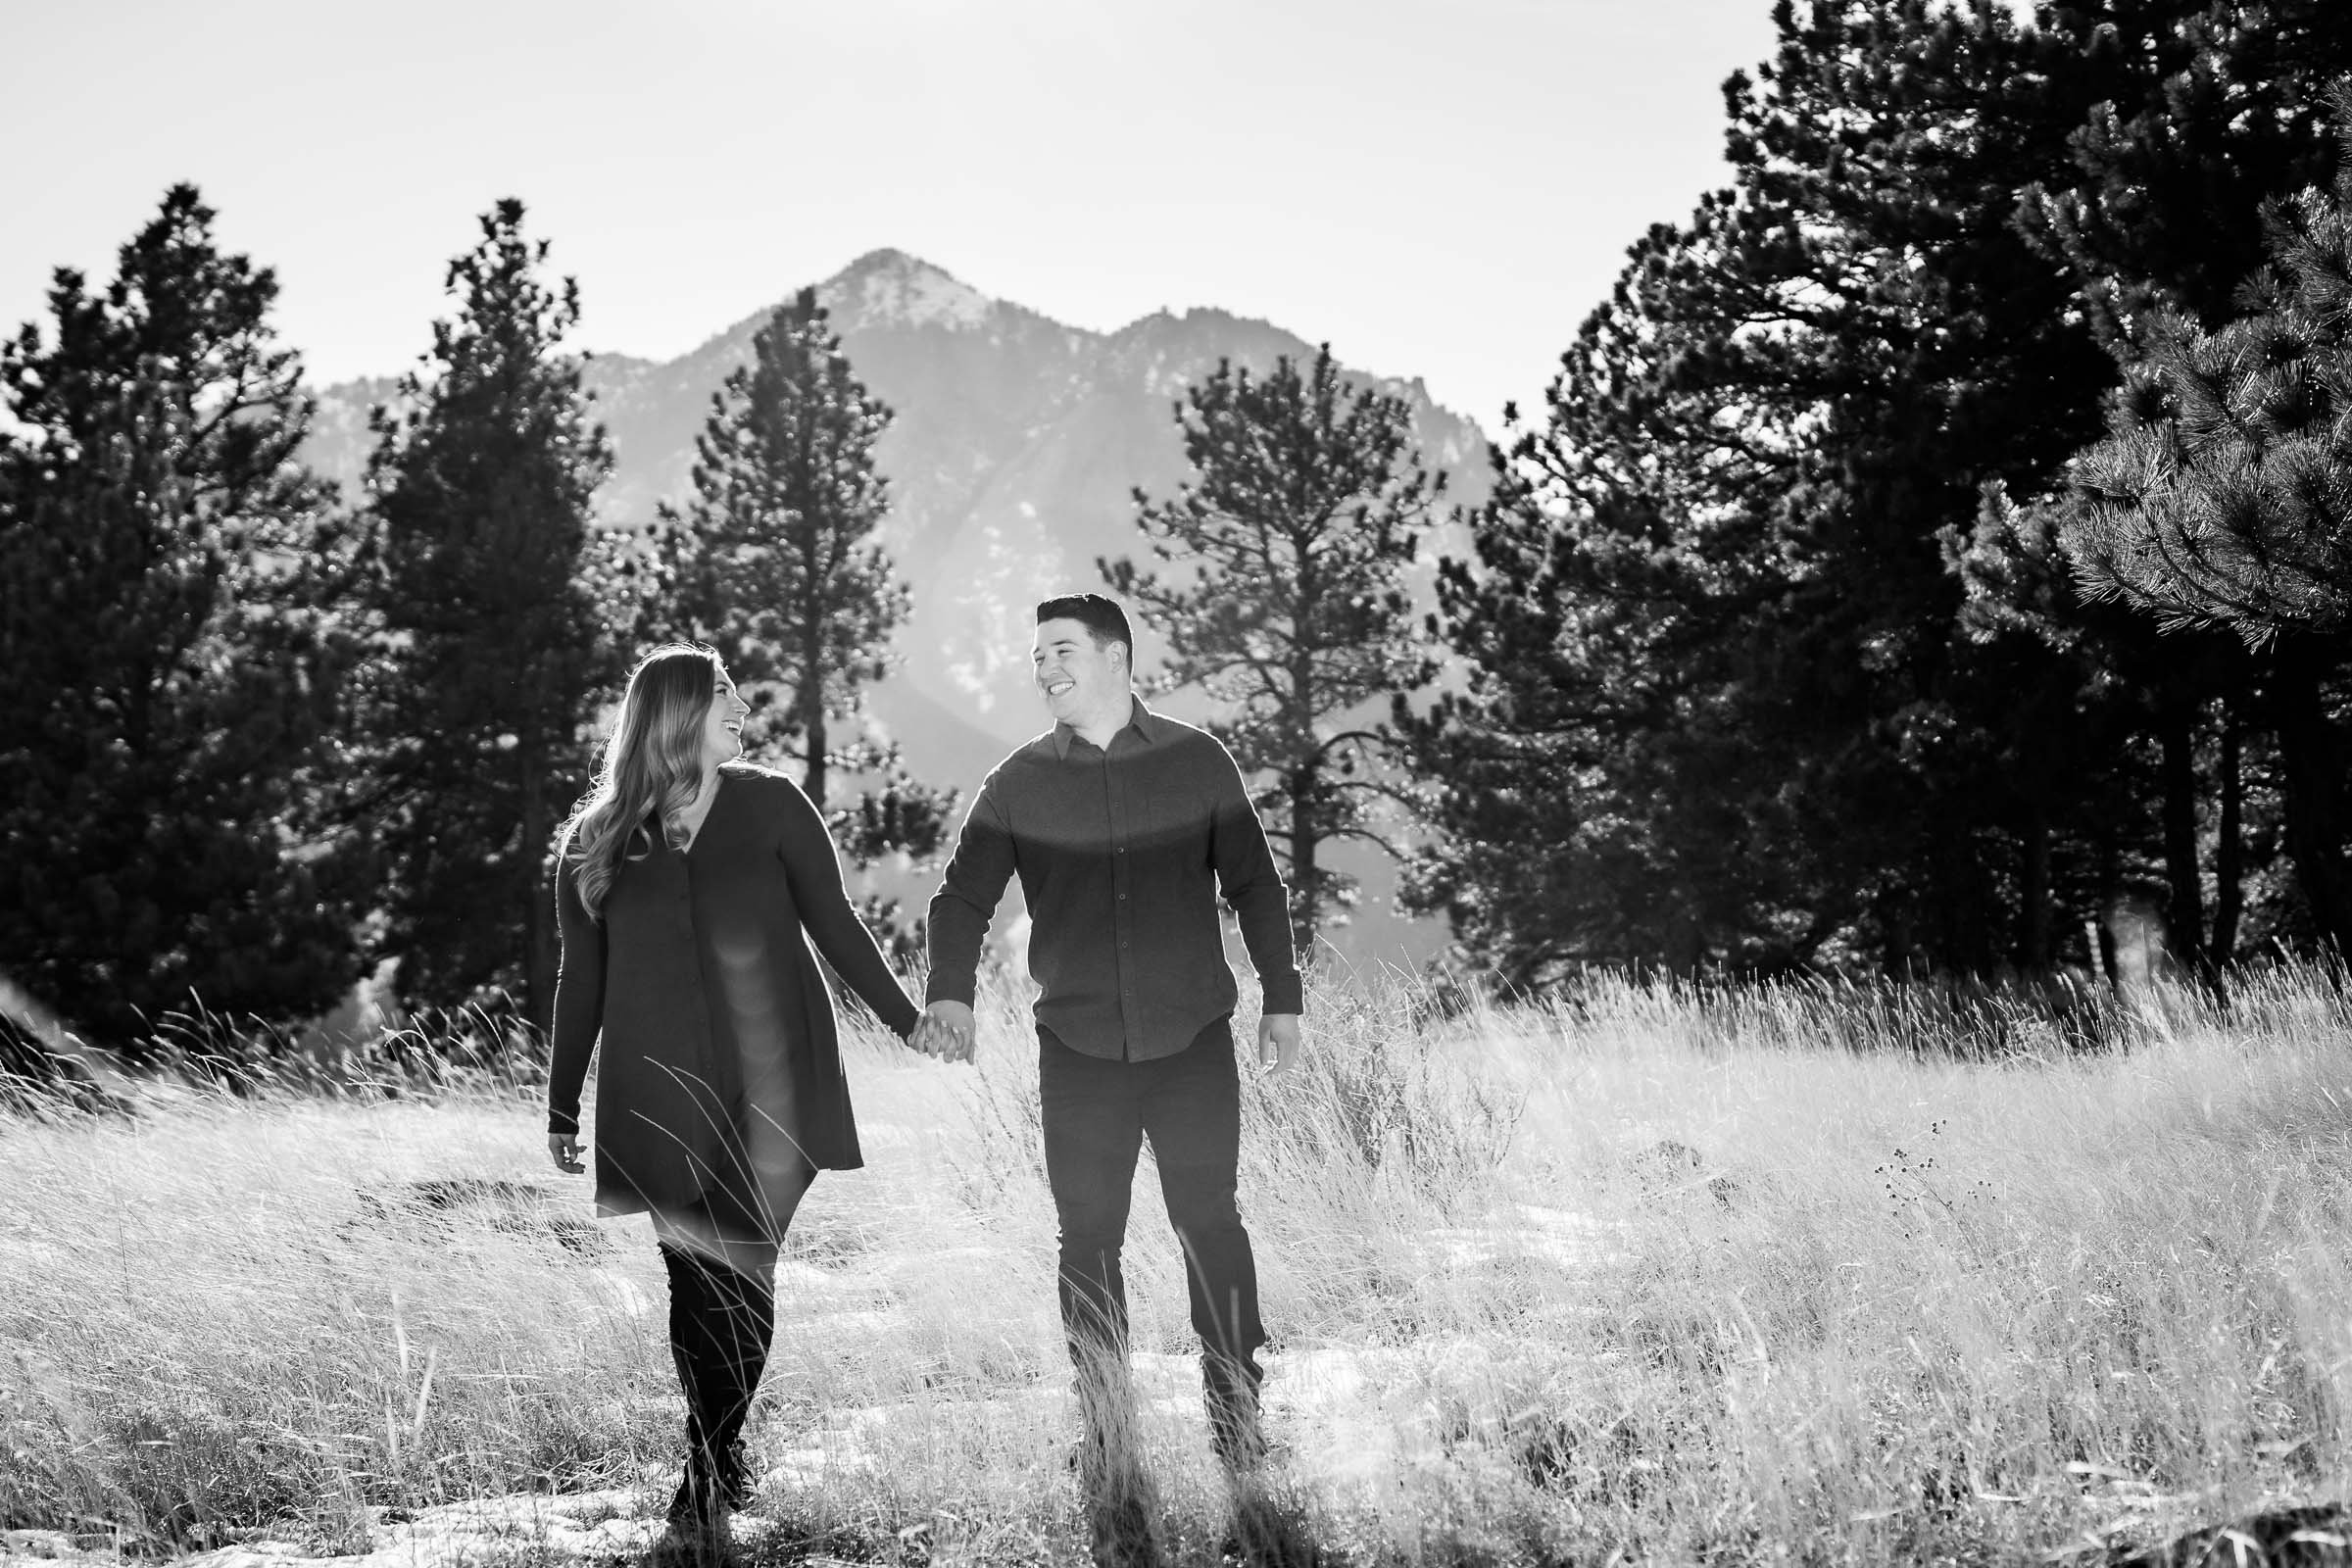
[1256,1013,1301,1074]
[549,1133,584,1174]
[920,1000,977,1064]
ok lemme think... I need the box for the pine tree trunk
[801,629,827,809]
[2268,645,2352,957]
[520,741,556,1033]
[2017,796,2052,972]
[1931,827,1982,974]
[2158,694,2208,976]
[2212,704,2244,964]
[804,705,827,809]
[1288,764,1318,956]
[1880,898,1915,977]
[1662,908,1703,979]
[2093,828,2120,986]
[1286,641,1318,956]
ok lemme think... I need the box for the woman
[545,643,924,1544]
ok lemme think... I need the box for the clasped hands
[908,1000,978,1062]
[905,1001,1302,1072]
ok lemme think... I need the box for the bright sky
[2,0,1781,433]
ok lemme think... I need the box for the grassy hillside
[3,966,2347,1565]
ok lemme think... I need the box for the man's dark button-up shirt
[926,698,1303,1060]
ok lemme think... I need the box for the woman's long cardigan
[547,763,921,1239]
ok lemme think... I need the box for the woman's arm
[773,779,923,1040]
[547,852,606,1135]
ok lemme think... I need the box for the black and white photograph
[5,2,2352,1564]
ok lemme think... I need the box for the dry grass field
[3,963,2349,1566]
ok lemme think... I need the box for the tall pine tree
[1410,2,2115,979]
[664,287,908,812]
[2019,0,2352,347]
[660,286,952,953]
[2045,87,2352,953]
[0,185,369,1041]
[1967,3,2352,968]
[362,200,621,1028]
[1104,346,1443,947]
[1407,0,2352,984]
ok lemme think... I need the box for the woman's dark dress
[547,762,920,1242]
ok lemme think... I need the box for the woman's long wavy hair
[561,643,723,919]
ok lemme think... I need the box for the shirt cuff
[547,1106,580,1136]
[1259,972,1304,1016]
[925,970,978,1008]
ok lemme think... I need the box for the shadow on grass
[2077,1502,2352,1568]
[1221,1480,1337,1568]
[627,1509,899,1568]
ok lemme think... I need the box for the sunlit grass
[2,962,2348,1564]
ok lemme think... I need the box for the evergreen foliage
[360,200,622,1028]
[2035,86,2352,951]
[1104,345,1443,947]
[1944,4,2352,973]
[1947,482,2257,980]
[657,286,954,953]
[1406,1,2352,984]
[2018,0,2352,346]
[0,185,370,1042]
[663,288,908,811]
[2062,101,2352,639]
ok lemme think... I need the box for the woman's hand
[549,1133,584,1174]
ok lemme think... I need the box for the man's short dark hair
[1035,593,1132,661]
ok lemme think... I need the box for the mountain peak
[825,248,992,331]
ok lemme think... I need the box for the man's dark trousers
[1040,1014,1264,1391]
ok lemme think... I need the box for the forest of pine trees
[7,3,2352,1048]
[1407,1,2352,986]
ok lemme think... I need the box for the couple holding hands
[543,593,1304,1545]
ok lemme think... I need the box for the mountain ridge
[301,248,1489,967]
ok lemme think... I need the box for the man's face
[1033,617,1125,726]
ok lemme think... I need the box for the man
[916,592,1303,1469]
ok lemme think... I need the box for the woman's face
[699,666,750,768]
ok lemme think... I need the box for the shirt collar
[1053,694,1164,760]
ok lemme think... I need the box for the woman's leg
[654,1168,811,1512]
[658,1244,775,1501]
[698,1161,811,1472]
[656,1241,730,1515]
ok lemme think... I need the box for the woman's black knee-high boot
[700,1252,777,1498]
[661,1244,723,1524]
[662,1243,778,1515]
